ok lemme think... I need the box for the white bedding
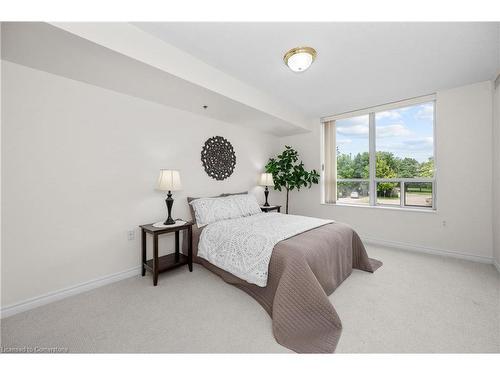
[197,212,334,287]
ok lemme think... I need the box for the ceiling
[134,22,500,118]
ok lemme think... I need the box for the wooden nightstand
[139,221,193,286]
[260,205,281,213]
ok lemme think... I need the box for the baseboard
[1,266,141,319]
[362,236,494,265]
[494,258,500,273]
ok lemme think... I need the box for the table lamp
[157,169,182,225]
[259,173,274,207]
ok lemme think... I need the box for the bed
[182,193,381,353]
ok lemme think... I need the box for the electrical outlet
[127,230,135,241]
[442,220,447,227]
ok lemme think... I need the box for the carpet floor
[1,246,499,353]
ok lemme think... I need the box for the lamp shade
[259,173,274,187]
[157,169,182,191]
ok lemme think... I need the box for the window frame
[321,94,437,211]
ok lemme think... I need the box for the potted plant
[265,146,320,214]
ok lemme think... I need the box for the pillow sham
[187,195,218,224]
[187,192,248,223]
[232,194,262,216]
[189,194,261,227]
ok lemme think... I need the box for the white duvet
[197,212,333,287]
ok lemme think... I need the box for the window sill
[321,202,438,214]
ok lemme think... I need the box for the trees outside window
[326,97,435,209]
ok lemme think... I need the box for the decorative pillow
[189,194,261,227]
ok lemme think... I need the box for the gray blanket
[183,220,381,353]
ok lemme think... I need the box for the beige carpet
[1,246,499,353]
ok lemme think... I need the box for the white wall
[279,81,494,262]
[494,78,500,269]
[0,22,3,309]
[1,61,278,307]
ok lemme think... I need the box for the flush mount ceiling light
[283,46,317,72]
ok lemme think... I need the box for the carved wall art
[201,136,236,180]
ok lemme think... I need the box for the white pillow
[232,194,262,217]
[190,194,261,227]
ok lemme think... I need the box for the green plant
[265,146,320,214]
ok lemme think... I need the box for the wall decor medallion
[201,136,236,180]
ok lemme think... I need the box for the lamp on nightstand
[259,173,274,207]
[157,169,182,225]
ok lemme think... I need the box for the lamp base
[163,217,176,225]
[263,186,270,206]
[164,191,176,225]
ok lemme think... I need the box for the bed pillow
[231,194,262,216]
[190,194,261,227]
[187,195,219,224]
[187,192,248,223]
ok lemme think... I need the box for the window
[335,115,369,205]
[322,95,436,210]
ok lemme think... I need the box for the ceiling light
[283,47,317,72]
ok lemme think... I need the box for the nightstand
[139,221,193,286]
[260,205,281,213]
